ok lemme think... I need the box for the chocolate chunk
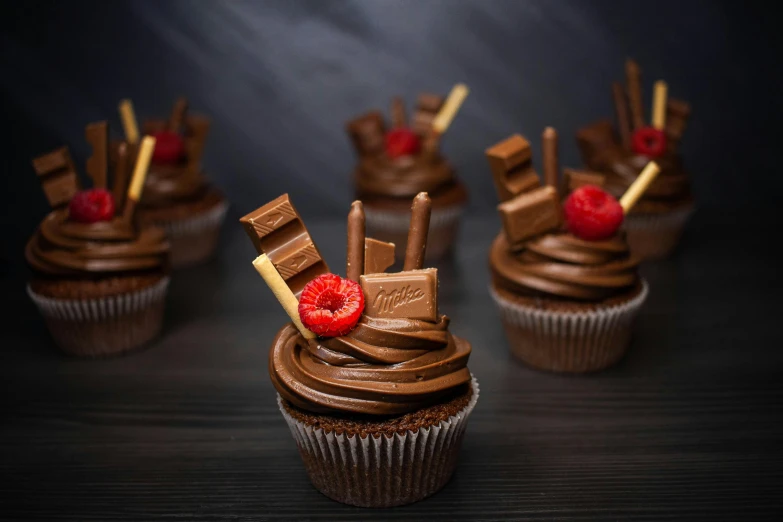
[346,111,386,157]
[360,268,438,322]
[85,121,108,189]
[497,185,561,245]
[576,120,618,167]
[364,238,395,274]
[612,81,632,150]
[485,134,541,202]
[32,147,79,209]
[563,168,606,193]
[665,98,691,153]
[412,93,443,136]
[240,194,329,296]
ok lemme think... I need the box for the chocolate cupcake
[346,85,470,262]
[119,98,227,268]
[240,193,478,507]
[576,59,693,259]
[26,126,169,357]
[485,132,656,373]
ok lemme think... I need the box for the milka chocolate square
[360,268,438,322]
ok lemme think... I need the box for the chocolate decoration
[346,201,366,282]
[168,97,188,133]
[183,115,210,173]
[32,147,79,209]
[412,93,443,137]
[625,59,645,130]
[665,98,691,153]
[575,120,622,170]
[485,134,541,202]
[563,168,606,193]
[497,186,561,245]
[346,111,386,157]
[360,268,438,322]
[403,192,432,271]
[85,121,108,190]
[364,238,395,274]
[542,127,559,191]
[240,194,329,296]
[391,96,407,128]
[612,81,632,150]
[111,142,132,213]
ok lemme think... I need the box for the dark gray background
[1,0,781,275]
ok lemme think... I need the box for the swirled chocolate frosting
[142,162,210,208]
[25,209,169,277]
[490,231,640,301]
[269,313,472,416]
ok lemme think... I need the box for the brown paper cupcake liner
[27,277,170,357]
[490,282,649,373]
[278,377,479,508]
[154,200,228,268]
[364,204,464,261]
[624,205,694,260]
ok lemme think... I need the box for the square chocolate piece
[485,134,540,202]
[497,185,561,245]
[360,268,438,322]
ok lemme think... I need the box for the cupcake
[485,132,657,373]
[346,84,470,262]
[576,59,693,259]
[26,126,169,357]
[118,98,227,268]
[240,192,477,507]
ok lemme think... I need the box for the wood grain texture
[1,211,782,520]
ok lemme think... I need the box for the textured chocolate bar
[485,134,541,202]
[240,194,329,296]
[665,98,691,152]
[563,168,606,193]
[32,147,79,208]
[364,238,395,274]
[85,121,108,189]
[346,111,386,157]
[412,93,443,136]
[576,120,617,167]
[360,268,438,322]
[497,185,561,245]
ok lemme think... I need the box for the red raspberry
[563,185,624,241]
[298,274,365,337]
[68,189,116,223]
[631,126,667,157]
[151,131,185,163]
[385,128,420,158]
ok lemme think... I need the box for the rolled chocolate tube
[625,59,645,130]
[403,192,431,271]
[111,142,130,213]
[85,121,108,189]
[542,127,559,192]
[168,97,188,133]
[391,96,407,128]
[612,81,632,150]
[346,201,366,282]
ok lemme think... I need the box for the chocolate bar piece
[563,168,606,193]
[360,268,438,322]
[240,194,329,296]
[391,96,407,128]
[169,97,188,132]
[184,115,210,171]
[664,98,691,153]
[576,120,619,168]
[611,81,632,150]
[85,121,108,189]
[497,185,561,245]
[364,238,395,274]
[346,111,386,157]
[485,134,541,202]
[412,93,443,136]
[32,147,79,208]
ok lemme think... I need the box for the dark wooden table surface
[1,209,781,521]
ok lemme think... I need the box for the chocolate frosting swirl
[142,162,210,208]
[490,231,640,300]
[25,209,169,276]
[355,154,461,201]
[269,314,472,416]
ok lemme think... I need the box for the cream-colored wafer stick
[123,136,155,222]
[431,83,469,135]
[118,99,140,145]
[620,161,660,213]
[652,80,668,130]
[252,254,316,339]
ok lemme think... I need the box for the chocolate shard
[497,185,561,245]
[412,93,444,136]
[240,194,329,297]
[625,58,645,130]
[485,134,541,202]
[575,120,618,169]
[85,121,108,189]
[32,147,80,209]
[346,111,386,157]
[360,268,438,322]
[364,238,395,274]
[169,97,189,132]
[563,168,607,193]
[664,98,691,153]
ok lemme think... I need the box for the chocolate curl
[403,192,431,271]
[252,254,316,339]
[123,136,156,222]
[620,162,660,213]
[651,80,668,130]
[542,127,559,193]
[31,148,80,209]
[346,201,366,282]
[111,142,131,213]
[625,59,645,130]
[118,99,140,145]
[85,121,108,189]
[612,81,632,150]
[391,96,407,128]
[168,97,188,133]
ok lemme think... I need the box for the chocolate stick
[112,142,131,213]
[612,81,632,150]
[346,201,366,282]
[403,192,431,271]
[118,99,140,145]
[123,136,156,223]
[625,59,645,130]
[85,121,108,189]
[542,127,559,192]
[391,96,407,128]
[168,97,188,133]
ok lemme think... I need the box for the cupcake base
[490,283,648,373]
[624,204,693,260]
[27,276,170,357]
[278,378,479,508]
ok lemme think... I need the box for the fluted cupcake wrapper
[490,282,649,373]
[364,204,464,261]
[277,377,479,508]
[153,200,228,268]
[624,205,694,260]
[27,277,170,357]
